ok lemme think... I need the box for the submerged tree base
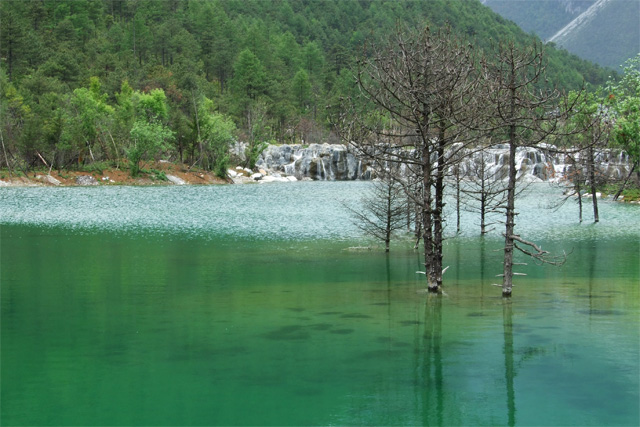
[428,285,442,294]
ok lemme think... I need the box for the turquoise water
[1,182,639,426]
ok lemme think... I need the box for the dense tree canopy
[606,55,640,171]
[0,0,617,174]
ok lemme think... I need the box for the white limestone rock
[76,175,98,186]
[166,174,187,185]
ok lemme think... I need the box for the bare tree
[550,152,587,222]
[481,41,572,297]
[344,166,407,252]
[458,142,510,235]
[334,26,483,293]
[451,160,464,234]
[574,107,611,223]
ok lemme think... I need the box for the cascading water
[319,158,327,181]
[284,162,296,175]
[252,142,632,182]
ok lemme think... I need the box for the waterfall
[251,142,632,182]
[284,162,296,176]
[320,158,328,181]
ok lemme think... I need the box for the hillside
[0,0,615,175]
[485,0,640,70]
[484,0,595,39]
[549,0,640,70]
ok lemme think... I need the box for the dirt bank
[0,161,229,187]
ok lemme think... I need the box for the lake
[1,182,638,426]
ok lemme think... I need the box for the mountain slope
[484,0,639,70]
[484,0,595,39]
[549,0,640,70]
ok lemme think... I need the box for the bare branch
[509,234,570,266]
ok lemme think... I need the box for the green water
[1,182,639,426]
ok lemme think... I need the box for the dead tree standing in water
[458,141,510,235]
[482,41,571,297]
[335,26,483,293]
[344,165,407,252]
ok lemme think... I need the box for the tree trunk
[432,131,446,289]
[414,202,422,250]
[385,184,392,253]
[0,130,12,177]
[455,166,461,234]
[414,181,422,248]
[480,192,487,235]
[502,59,519,298]
[480,154,488,234]
[502,126,517,298]
[576,179,583,222]
[588,146,599,223]
[613,163,636,201]
[590,190,599,223]
[407,196,412,232]
[422,144,437,293]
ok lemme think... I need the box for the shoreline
[0,158,307,188]
[2,163,638,203]
[0,161,231,188]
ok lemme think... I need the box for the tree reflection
[503,298,516,427]
[479,236,488,302]
[587,235,597,315]
[420,294,444,426]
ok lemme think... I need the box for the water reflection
[420,295,444,426]
[2,183,638,426]
[454,237,461,285]
[479,236,489,301]
[503,298,516,427]
[587,235,597,315]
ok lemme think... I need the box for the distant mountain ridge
[484,0,640,70]
[548,0,609,43]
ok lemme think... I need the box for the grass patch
[150,168,168,181]
[79,162,110,175]
[599,183,640,201]
[621,188,640,201]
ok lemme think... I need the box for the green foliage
[135,89,169,122]
[291,69,311,113]
[605,55,640,168]
[80,161,110,175]
[599,183,640,201]
[0,75,33,157]
[245,141,269,170]
[230,48,268,114]
[114,80,135,139]
[0,0,617,175]
[150,168,168,181]
[196,97,236,177]
[55,78,115,166]
[561,90,603,146]
[127,120,174,177]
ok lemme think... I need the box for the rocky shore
[0,142,634,189]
